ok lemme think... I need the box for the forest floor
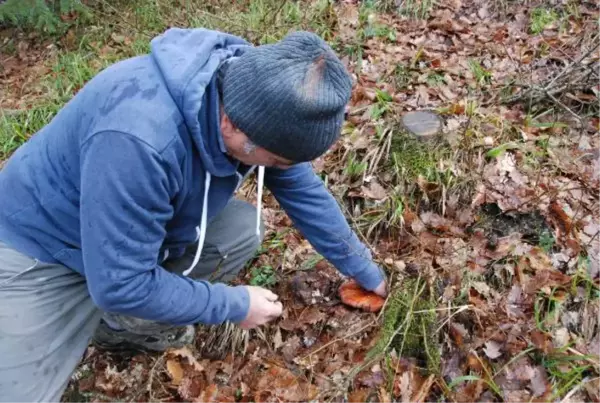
[0,0,599,401]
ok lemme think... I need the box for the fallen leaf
[338,279,385,312]
[362,181,388,200]
[528,367,549,397]
[168,347,204,372]
[379,385,392,403]
[530,330,551,353]
[357,367,385,388]
[281,335,302,362]
[413,374,435,402]
[255,366,316,402]
[549,201,573,234]
[349,388,370,402]
[196,384,219,403]
[273,327,283,350]
[553,328,570,348]
[584,221,600,237]
[506,285,526,318]
[477,7,490,19]
[178,376,204,400]
[166,360,184,386]
[484,341,503,359]
[449,322,468,347]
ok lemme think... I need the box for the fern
[0,0,89,34]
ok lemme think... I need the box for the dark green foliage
[0,0,89,34]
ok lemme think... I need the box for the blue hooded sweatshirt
[0,28,384,325]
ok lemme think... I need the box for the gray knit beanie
[220,31,353,162]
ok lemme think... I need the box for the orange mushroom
[338,279,385,312]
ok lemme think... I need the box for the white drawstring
[256,166,265,237]
[183,172,211,276]
[183,166,262,277]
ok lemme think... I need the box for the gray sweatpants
[0,200,262,402]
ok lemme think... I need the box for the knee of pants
[163,199,265,277]
[213,199,266,252]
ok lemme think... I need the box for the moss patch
[367,276,441,374]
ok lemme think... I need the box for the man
[0,28,387,401]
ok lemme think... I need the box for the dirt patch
[471,203,551,246]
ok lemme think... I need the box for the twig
[560,376,590,403]
[412,304,472,314]
[503,41,599,106]
[544,43,599,90]
[262,0,287,30]
[146,353,165,400]
[546,91,583,124]
[300,318,377,359]
[567,347,600,366]
[435,305,471,333]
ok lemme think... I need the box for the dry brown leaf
[273,327,283,350]
[281,335,302,363]
[412,374,435,402]
[399,371,412,402]
[549,200,573,234]
[178,376,204,401]
[361,181,388,200]
[530,330,551,354]
[379,385,392,403]
[303,306,327,324]
[506,285,526,318]
[168,347,204,372]
[483,340,503,359]
[477,6,490,19]
[449,322,468,347]
[166,359,184,386]
[349,388,370,402]
[338,279,385,312]
[530,367,550,398]
[195,384,219,403]
[255,366,316,402]
[584,221,600,237]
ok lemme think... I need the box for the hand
[373,280,388,298]
[238,286,283,330]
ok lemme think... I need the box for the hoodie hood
[149,28,262,278]
[150,28,251,177]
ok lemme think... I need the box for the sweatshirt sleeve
[265,163,384,290]
[79,131,249,325]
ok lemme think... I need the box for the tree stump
[401,111,443,142]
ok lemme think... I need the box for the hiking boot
[92,320,195,352]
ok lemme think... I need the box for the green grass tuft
[367,276,441,373]
[0,105,61,160]
[530,8,559,34]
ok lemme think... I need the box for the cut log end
[401,111,443,141]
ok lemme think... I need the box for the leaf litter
[2,0,598,401]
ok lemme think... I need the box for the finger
[268,301,283,317]
[260,288,279,302]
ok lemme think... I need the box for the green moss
[389,129,451,184]
[367,276,441,374]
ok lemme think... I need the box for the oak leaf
[255,366,317,402]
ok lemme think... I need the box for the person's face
[220,113,295,170]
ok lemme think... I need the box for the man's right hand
[238,286,283,329]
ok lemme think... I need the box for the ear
[220,113,234,139]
